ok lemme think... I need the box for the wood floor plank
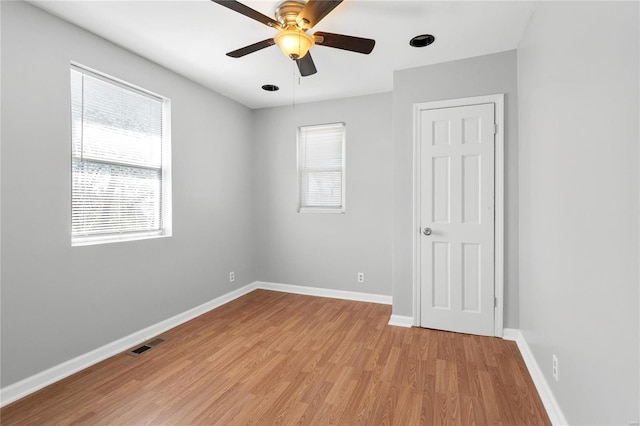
[394,386,421,425]
[1,290,550,425]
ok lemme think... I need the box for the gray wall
[391,51,520,327]
[518,2,639,424]
[252,93,393,297]
[1,1,256,387]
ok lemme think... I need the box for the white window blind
[71,65,171,244]
[297,122,346,212]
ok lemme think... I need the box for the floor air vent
[126,337,166,357]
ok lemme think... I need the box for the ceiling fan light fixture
[274,30,314,60]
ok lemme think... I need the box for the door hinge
[493,123,498,135]
[494,297,498,308]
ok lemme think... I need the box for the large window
[297,122,346,213]
[70,64,171,245]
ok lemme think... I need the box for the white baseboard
[502,327,521,341]
[387,314,414,327]
[255,281,392,305]
[0,282,257,408]
[502,328,568,426]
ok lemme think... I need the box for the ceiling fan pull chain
[292,59,296,109]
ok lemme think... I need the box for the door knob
[423,227,432,236]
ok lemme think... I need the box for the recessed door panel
[432,242,450,309]
[462,155,481,224]
[432,120,451,146]
[463,117,481,144]
[462,243,481,313]
[432,157,450,224]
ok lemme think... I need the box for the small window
[70,64,171,245]
[297,122,346,213]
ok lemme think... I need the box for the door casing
[412,94,505,337]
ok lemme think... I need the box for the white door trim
[412,94,505,337]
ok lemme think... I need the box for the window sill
[298,207,345,214]
[72,231,171,247]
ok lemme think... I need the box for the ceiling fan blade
[226,38,275,58]
[296,53,317,77]
[211,1,281,29]
[296,0,343,29]
[314,31,375,54]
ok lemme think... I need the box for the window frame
[296,122,346,214]
[70,63,172,246]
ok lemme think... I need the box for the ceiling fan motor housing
[275,0,307,28]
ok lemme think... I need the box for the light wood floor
[1,290,550,425]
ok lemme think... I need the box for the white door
[419,103,495,336]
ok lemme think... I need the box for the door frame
[412,94,505,337]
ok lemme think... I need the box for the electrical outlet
[552,354,558,381]
[357,272,364,283]
[229,272,235,283]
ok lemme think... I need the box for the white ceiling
[29,0,535,109]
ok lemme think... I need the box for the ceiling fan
[211,0,375,77]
